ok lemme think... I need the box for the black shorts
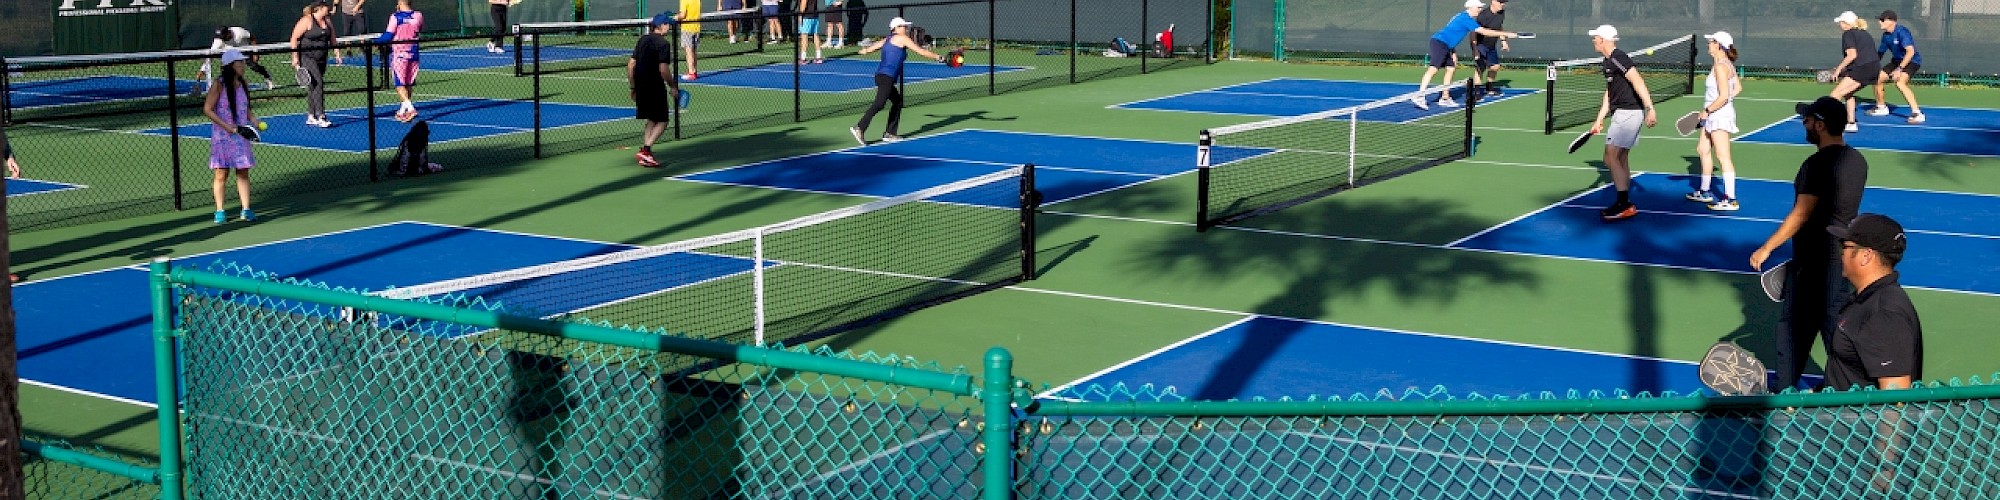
[634,86,673,122]
[1474,44,1500,70]
[1886,61,1920,77]
[1841,63,1880,86]
[1427,39,1456,68]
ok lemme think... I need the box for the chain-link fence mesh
[1241,0,2000,83]
[27,260,2000,498]
[1021,383,2000,499]
[167,261,998,498]
[21,438,161,500]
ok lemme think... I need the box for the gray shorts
[679,31,700,49]
[1605,109,1643,149]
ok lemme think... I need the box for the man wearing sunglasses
[1749,96,1870,391]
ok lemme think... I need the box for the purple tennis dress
[208,84,256,170]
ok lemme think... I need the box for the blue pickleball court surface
[678,129,1269,207]
[1450,173,2000,295]
[6,75,198,110]
[686,59,1027,92]
[14,221,757,404]
[1739,105,2000,157]
[1041,316,1712,402]
[7,178,85,197]
[138,97,630,153]
[418,45,626,71]
[1114,78,1537,118]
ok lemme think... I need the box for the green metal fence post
[981,347,1013,500]
[148,258,184,500]
[1272,0,1284,61]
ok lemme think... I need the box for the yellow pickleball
[257,121,268,131]
[1645,49,1654,56]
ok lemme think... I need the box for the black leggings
[856,73,902,135]
[301,57,328,117]
[489,4,509,45]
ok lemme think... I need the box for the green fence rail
[27,258,2000,498]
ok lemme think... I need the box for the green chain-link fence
[25,259,2000,498]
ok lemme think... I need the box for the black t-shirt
[1792,145,1868,264]
[631,33,673,89]
[0,128,11,160]
[1603,50,1642,110]
[1826,273,1923,390]
[1841,29,1881,70]
[1474,9,1505,48]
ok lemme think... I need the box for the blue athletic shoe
[214,210,228,224]
[1685,190,1715,203]
[239,208,256,222]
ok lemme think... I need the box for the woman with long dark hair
[204,50,260,223]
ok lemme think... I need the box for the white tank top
[1703,68,1738,107]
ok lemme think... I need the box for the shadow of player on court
[908,110,1017,137]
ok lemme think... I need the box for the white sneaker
[1707,199,1740,211]
[315,116,332,128]
[305,116,321,127]
[730,35,739,44]
[1867,105,1890,116]
[1410,97,1429,110]
[1844,122,1859,133]
[486,42,497,52]
[880,134,903,143]
[1436,97,1459,108]
[1907,113,1926,124]
[849,126,867,146]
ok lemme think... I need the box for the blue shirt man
[1412,0,1513,110]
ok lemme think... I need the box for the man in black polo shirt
[1472,0,1508,97]
[1825,214,1922,391]
[1751,96,1870,391]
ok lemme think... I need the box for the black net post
[367,45,380,182]
[670,22,683,140]
[1685,32,1698,96]
[1,57,10,125]
[1140,0,1149,73]
[533,38,543,159]
[1068,0,1076,83]
[794,13,803,123]
[987,0,995,95]
[1194,130,1212,231]
[513,25,525,77]
[1543,64,1556,135]
[1020,163,1038,280]
[1463,78,1477,157]
[165,58,183,210]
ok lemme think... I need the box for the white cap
[220,48,248,65]
[1703,31,1733,48]
[1463,0,1483,8]
[1587,25,1618,41]
[1835,11,1859,25]
[889,17,913,29]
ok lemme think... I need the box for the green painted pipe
[21,440,160,484]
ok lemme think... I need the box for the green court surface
[16,58,2000,467]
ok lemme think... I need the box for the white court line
[1443,174,1630,248]
[1003,286,1707,369]
[1106,77,1288,109]
[1554,202,2000,240]
[1035,316,1255,399]
[776,429,954,497]
[1282,431,1761,500]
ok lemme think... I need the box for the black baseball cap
[1828,213,1907,257]
[1796,96,1848,133]
[1878,10,1898,21]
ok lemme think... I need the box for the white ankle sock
[1722,173,1736,200]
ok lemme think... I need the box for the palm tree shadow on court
[1125,196,1542,400]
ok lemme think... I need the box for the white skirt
[1703,105,1740,134]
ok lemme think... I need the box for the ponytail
[1723,46,1738,62]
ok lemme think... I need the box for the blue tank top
[876,42,907,79]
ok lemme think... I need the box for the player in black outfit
[1471,0,1508,97]
[1829,11,1880,133]
[1825,213,1922,391]
[628,13,682,168]
[1751,97,1870,391]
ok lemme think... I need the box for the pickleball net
[375,165,1038,347]
[1543,34,1698,134]
[1195,80,1477,230]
